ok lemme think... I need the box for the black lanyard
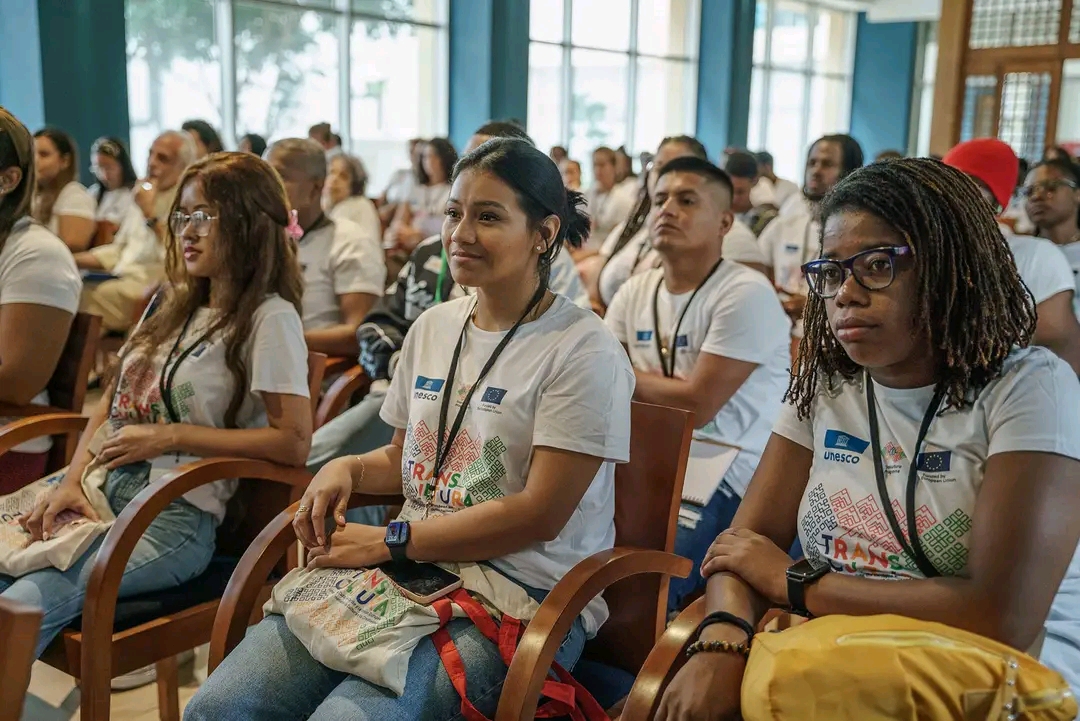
[651,258,723,378]
[431,283,548,493]
[159,312,212,423]
[866,372,945,578]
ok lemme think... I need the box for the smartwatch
[786,558,829,617]
[384,520,411,562]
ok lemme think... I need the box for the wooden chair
[207,401,696,720]
[0,312,101,475]
[0,596,43,721]
[0,351,327,721]
[314,364,371,429]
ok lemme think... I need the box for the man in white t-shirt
[269,139,385,358]
[943,138,1080,373]
[605,156,791,610]
[752,151,800,209]
[74,130,195,334]
[758,134,865,338]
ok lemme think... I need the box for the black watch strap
[388,541,408,562]
[787,575,810,617]
[692,611,756,645]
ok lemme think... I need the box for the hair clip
[285,209,303,241]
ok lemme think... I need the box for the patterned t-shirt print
[402,419,506,514]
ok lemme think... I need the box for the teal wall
[0,0,130,184]
[696,0,756,157]
[849,14,918,161]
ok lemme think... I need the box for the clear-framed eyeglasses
[169,210,218,238]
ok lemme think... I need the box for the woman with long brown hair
[1,151,313,660]
[0,110,82,491]
[32,127,96,251]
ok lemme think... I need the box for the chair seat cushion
[69,555,240,632]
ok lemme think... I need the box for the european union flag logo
[917,451,952,472]
[824,430,869,454]
[481,387,507,405]
[415,376,445,392]
[636,330,653,342]
[675,334,689,348]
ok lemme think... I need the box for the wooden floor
[22,650,204,721]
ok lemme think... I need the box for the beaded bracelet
[686,639,751,659]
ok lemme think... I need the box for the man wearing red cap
[944,138,1080,374]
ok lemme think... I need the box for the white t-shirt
[91,185,135,226]
[110,295,309,521]
[771,347,1080,694]
[383,168,415,206]
[380,294,635,635]
[585,182,639,252]
[328,197,383,253]
[606,264,791,496]
[92,190,177,282]
[408,182,451,238]
[1056,241,1080,322]
[597,218,767,307]
[0,218,82,452]
[298,217,386,332]
[777,192,811,219]
[1006,235,1074,305]
[47,181,97,235]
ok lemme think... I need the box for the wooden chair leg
[155,656,180,721]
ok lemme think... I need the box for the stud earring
[536,245,543,251]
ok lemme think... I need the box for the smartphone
[378,560,462,605]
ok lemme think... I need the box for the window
[1058,59,1080,144]
[969,0,1062,49]
[747,0,857,182]
[528,0,700,179]
[125,0,448,192]
[908,21,938,157]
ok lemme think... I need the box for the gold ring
[296,505,309,514]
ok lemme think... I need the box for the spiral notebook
[681,438,740,506]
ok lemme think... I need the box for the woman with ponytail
[188,138,635,720]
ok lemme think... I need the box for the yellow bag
[741,614,1077,721]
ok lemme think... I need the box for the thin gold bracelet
[351,456,367,493]
[685,639,750,659]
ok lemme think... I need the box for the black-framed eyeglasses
[169,210,218,238]
[802,246,913,299]
[1018,179,1079,199]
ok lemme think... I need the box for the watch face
[386,522,405,546]
[788,558,827,582]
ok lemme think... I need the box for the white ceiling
[865,0,942,23]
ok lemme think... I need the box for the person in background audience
[89,136,137,232]
[308,122,342,160]
[237,133,267,158]
[181,120,224,160]
[656,160,1080,719]
[584,146,638,253]
[306,122,589,515]
[75,130,196,335]
[378,137,424,223]
[724,151,765,222]
[591,137,770,311]
[324,153,381,242]
[606,157,790,611]
[752,150,799,211]
[1044,145,1076,163]
[615,145,636,184]
[874,149,904,162]
[32,128,96,252]
[4,151,312,667]
[943,139,1080,373]
[1025,158,1080,316]
[188,136,634,721]
[550,144,568,165]
[268,138,384,358]
[0,109,81,492]
[1002,155,1036,235]
[561,158,582,191]
[385,137,457,254]
[758,134,864,339]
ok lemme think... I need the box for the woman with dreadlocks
[656,158,1080,720]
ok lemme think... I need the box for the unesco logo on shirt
[635,330,653,342]
[822,429,869,465]
[414,376,445,401]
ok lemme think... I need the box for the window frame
[527,0,701,157]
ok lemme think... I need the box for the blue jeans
[668,481,742,613]
[185,574,587,721]
[308,390,395,526]
[0,464,217,657]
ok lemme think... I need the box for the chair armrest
[0,413,88,458]
[495,548,692,721]
[208,491,406,672]
[77,458,311,717]
[324,356,357,376]
[315,365,371,429]
[619,596,707,721]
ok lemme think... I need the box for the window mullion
[217,0,236,148]
[562,0,573,146]
[337,0,351,149]
[626,0,639,152]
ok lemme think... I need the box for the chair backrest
[0,596,43,721]
[46,312,101,470]
[584,401,693,675]
[308,352,327,421]
[216,351,325,559]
